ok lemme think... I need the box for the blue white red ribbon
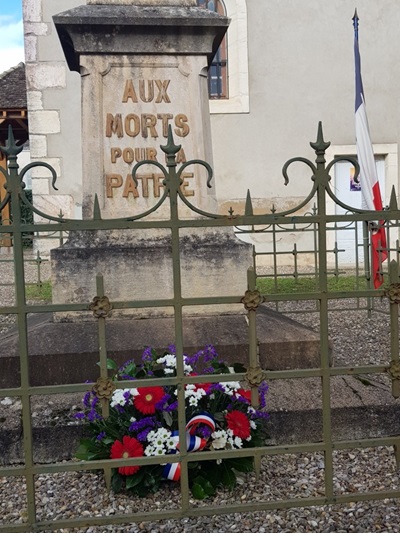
[162,413,215,481]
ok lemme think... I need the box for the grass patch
[257,275,369,295]
[25,281,52,301]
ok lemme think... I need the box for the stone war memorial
[1,0,321,384]
[51,0,250,317]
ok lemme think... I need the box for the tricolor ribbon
[162,413,215,481]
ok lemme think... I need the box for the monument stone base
[51,227,253,320]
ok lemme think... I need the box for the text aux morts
[105,79,194,200]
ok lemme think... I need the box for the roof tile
[0,63,27,109]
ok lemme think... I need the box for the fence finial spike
[1,124,23,157]
[310,121,330,154]
[161,125,181,156]
[245,189,253,216]
[389,186,398,211]
[93,194,102,220]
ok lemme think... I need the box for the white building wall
[23,0,82,221]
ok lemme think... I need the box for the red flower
[194,382,212,393]
[237,388,251,403]
[110,436,144,476]
[225,410,251,440]
[133,386,165,414]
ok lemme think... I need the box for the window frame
[198,0,249,114]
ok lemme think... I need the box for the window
[197,1,228,99]
[198,0,249,114]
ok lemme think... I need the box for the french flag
[353,10,387,288]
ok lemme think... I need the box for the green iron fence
[0,122,399,531]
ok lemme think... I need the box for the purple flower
[129,416,157,432]
[118,358,134,372]
[155,394,171,410]
[259,381,269,409]
[83,392,91,408]
[252,409,270,421]
[142,347,153,363]
[164,400,178,413]
[184,352,201,367]
[114,405,125,414]
[137,428,153,442]
[167,344,176,354]
[196,426,213,439]
[210,383,225,393]
[203,344,218,362]
[73,412,85,420]
[88,410,102,422]
[235,394,250,405]
[96,431,106,441]
[91,396,99,409]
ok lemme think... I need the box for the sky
[0,0,24,73]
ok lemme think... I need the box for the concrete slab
[0,305,328,387]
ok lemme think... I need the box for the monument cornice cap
[87,1,196,5]
[53,4,229,72]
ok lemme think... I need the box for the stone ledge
[1,404,399,465]
[0,306,328,387]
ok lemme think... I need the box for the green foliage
[96,358,118,371]
[257,275,369,295]
[25,281,52,302]
[111,470,123,493]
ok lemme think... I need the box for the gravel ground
[1,259,400,532]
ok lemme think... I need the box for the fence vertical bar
[312,123,334,500]
[163,129,188,513]
[91,272,112,489]
[245,266,263,478]
[387,260,400,398]
[4,128,37,524]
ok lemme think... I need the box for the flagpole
[352,9,387,288]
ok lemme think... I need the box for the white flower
[158,428,171,440]
[157,354,176,368]
[110,388,136,407]
[164,368,174,375]
[211,430,228,450]
[146,430,155,441]
[224,381,241,391]
[233,437,243,448]
[130,416,137,423]
[166,438,177,450]
[154,446,165,455]
[189,397,198,406]
[250,420,257,430]
[184,363,193,374]
[144,445,156,456]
